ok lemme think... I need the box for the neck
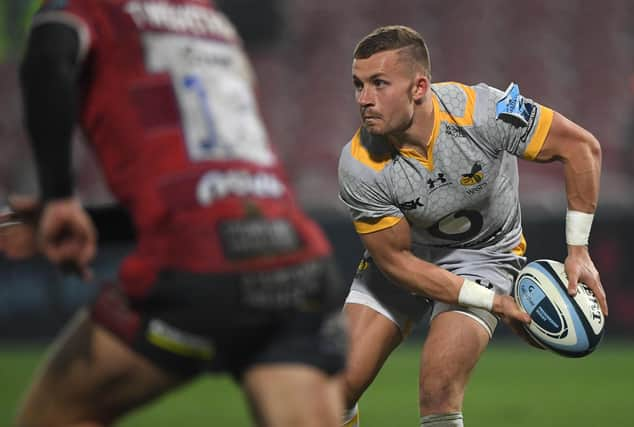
[389,90,435,151]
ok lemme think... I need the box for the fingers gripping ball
[514,259,604,357]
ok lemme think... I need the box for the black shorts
[91,257,347,379]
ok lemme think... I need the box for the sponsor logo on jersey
[398,197,424,211]
[427,172,450,192]
[460,162,484,186]
[465,182,488,196]
[496,82,533,127]
[519,104,538,143]
[445,124,468,138]
[125,1,237,40]
[219,218,300,259]
[196,170,285,205]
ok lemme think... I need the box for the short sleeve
[338,141,403,234]
[473,83,554,160]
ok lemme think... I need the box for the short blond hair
[353,25,431,78]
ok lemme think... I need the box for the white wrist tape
[457,279,495,311]
[566,210,594,246]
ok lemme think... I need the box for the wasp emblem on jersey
[460,163,484,186]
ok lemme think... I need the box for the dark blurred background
[0,0,633,340]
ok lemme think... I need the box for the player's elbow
[371,251,400,277]
[576,132,602,174]
[584,133,602,165]
[563,129,602,172]
[372,251,419,292]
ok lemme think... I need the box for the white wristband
[457,279,495,311]
[566,210,594,246]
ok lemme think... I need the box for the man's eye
[374,79,387,87]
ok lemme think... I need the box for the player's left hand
[565,245,607,316]
[38,197,97,281]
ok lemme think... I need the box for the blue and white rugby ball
[514,259,604,357]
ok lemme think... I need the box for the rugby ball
[514,259,604,357]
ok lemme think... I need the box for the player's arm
[19,21,96,278]
[21,21,81,202]
[533,112,607,315]
[534,112,601,216]
[0,197,135,261]
[359,218,530,323]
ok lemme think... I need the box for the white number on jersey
[142,33,275,166]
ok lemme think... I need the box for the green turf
[1,340,633,426]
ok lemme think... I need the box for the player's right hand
[493,295,544,349]
[492,294,531,325]
[0,195,40,260]
[38,197,97,281]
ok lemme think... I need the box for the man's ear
[413,75,429,104]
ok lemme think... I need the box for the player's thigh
[15,309,188,427]
[342,303,403,405]
[419,311,490,412]
[243,364,342,427]
[343,257,430,404]
[420,249,520,394]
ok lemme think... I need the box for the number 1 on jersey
[182,74,218,151]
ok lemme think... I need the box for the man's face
[352,49,422,136]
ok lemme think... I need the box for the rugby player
[7,1,348,426]
[338,25,607,427]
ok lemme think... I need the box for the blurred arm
[2,198,135,247]
[19,22,81,202]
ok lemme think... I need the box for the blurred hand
[0,195,40,260]
[565,245,607,316]
[38,197,97,281]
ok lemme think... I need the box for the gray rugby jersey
[338,82,554,255]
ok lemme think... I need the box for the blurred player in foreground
[338,26,608,426]
[3,1,348,426]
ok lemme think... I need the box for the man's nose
[357,87,374,106]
